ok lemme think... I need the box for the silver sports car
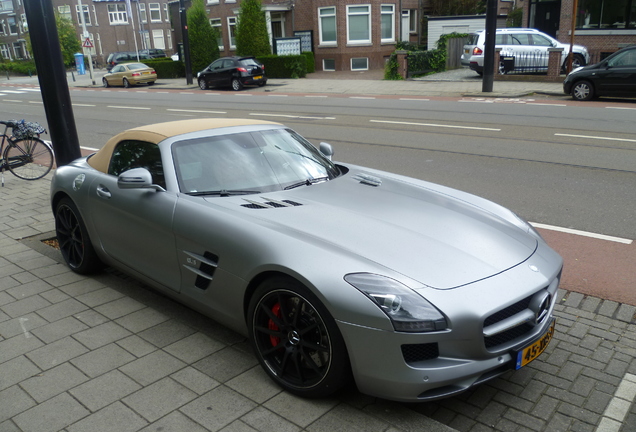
[51,119,563,402]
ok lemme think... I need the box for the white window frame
[210,18,223,49]
[228,16,237,49]
[351,57,369,71]
[207,0,220,3]
[139,3,147,24]
[149,3,161,23]
[76,4,91,26]
[346,4,371,45]
[152,29,165,49]
[108,4,128,25]
[380,4,394,43]
[20,13,27,33]
[92,5,99,26]
[8,15,18,35]
[318,6,337,46]
[58,5,72,21]
[0,20,5,37]
[322,58,336,71]
[0,43,11,60]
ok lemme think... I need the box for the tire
[147,81,155,86]
[572,80,594,101]
[4,137,54,180]
[247,277,351,398]
[231,78,243,91]
[102,78,110,88]
[258,81,266,87]
[54,197,104,274]
[123,78,130,88]
[571,53,586,69]
[198,78,208,90]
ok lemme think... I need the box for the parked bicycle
[0,119,54,186]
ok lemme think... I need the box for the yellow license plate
[142,71,150,74]
[465,49,469,54]
[254,75,263,80]
[515,319,555,369]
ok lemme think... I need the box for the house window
[319,6,337,45]
[576,0,636,29]
[139,4,147,24]
[107,4,128,25]
[0,22,6,37]
[164,3,169,22]
[58,5,72,21]
[92,5,99,26]
[76,4,91,26]
[140,30,150,49]
[271,12,285,38]
[0,43,10,60]
[152,29,165,49]
[207,0,220,3]
[402,9,417,33]
[20,13,27,33]
[8,15,18,35]
[210,18,223,48]
[351,57,368,70]
[149,3,161,22]
[323,58,335,71]
[228,16,237,49]
[12,41,24,59]
[347,5,371,44]
[0,0,13,13]
[381,5,395,43]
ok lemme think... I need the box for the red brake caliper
[268,303,282,347]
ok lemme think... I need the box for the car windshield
[172,128,340,195]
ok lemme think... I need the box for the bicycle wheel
[4,137,54,180]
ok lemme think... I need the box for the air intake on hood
[353,173,382,187]
[241,197,303,209]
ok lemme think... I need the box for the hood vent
[353,173,382,187]
[241,197,303,209]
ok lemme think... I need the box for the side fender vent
[241,197,303,209]
[182,251,219,290]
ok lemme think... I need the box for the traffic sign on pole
[82,37,93,48]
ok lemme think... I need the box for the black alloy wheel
[54,197,103,274]
[248,277,350,397]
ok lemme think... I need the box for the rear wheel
[572,80,594,101]
[247,277,350,398]
[231,78,243,91]
[123,78,130,88]
[4,137,54,180]
[54,197,103,274]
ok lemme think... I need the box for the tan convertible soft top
[87,118,279,173]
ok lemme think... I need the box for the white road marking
[531,222,633,245]
[180,92,194,95]
[399,98,430,101]
[73,104,96,107]
[305,95,328,98]
[19,318,31,338]
[17,88,41,92]
[166,109,226,114]
[597,373,636,432]
[268,94,288,97]
[370,119,501,131]
[28,101,43,104]
[606,106,636,110]
[107,106,151,110]
[250,113,336,120]
[350,96,376,100]
[2,99,22,102]
[555,133,636,143]
[0,90,26,94]
[527,103,567,107]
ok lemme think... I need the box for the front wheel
[102,77,110,88]
[571,53,586,69]
[198,78,208,90]
[4,137,54,180]
[55,197,103,274]
[572,80,594,101]
[231,78,243,91]
[247,277,351,398]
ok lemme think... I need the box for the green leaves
[235,0,271,57]
[187,0,220,73]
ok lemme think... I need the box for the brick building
[524,0,636,63]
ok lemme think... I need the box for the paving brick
[598,301,619,318]
[116,335,158,358]
[171,366,220,396]
[181,386,258,431]
[31,316,89,343]
[72,321,132,350]
[0,312,48,339]
[0,355,41,392]
[69,369,142,412]
[164,331,225,363]
[503,408,546,431]
[0,385,36,423]
[73,309,110,327]
[570,374,596,398]
[114,307,170,333]
[12,392,90,432]
[193,346,259,383]
[66,401,148,432]
[564,292,584,308]
[1,294,51,318]
[616,304,636,323]
[137,411,210,432]
[123,377,197,422]
[21,362,88,403]
[137,319,197,348]
[119,349,186,386]
[0,332,44,364]
[39,288,71,304]
[94,296,146,319]
[36,298,88,322]
[26,336,89,370]
[76,287,126,308]
[71,343,136,378]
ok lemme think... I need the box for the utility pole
[23,0,81,166]
[180,0,193,85]
[482,0,498,92]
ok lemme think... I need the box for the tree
[235,0,271,57]
[187,0,220,73]
[55,14,82,67]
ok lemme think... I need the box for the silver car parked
[51,119,563,402]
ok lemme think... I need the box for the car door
[594,49,636,96]
[87,139,181,292]
[530,34,554,69]
[220,59,237,87]
[110,65,125,86]
[205,59,225,87]
[507,33,535,70]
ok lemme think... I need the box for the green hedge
[256,54,307,78]
[0,60,38,76]
[301,51,315,74]
[144,59,185,79]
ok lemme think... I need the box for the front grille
[483,294,535,350]
[401,343,439,364]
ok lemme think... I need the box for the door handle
[96,185,112,199]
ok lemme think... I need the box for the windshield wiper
[186,189,260,197]
[284,176,329,190]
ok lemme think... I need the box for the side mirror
[319,142,334,160]
[117,168,165,191]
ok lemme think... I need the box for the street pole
[180,0,193,85]
[567,0,580,74]
[482,0,498,92]
[77,0,95,85]
[23,0,81,166]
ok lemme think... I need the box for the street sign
[82,38,93,48]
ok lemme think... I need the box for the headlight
[344,273,447,333]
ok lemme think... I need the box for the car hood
[208,170,537,290]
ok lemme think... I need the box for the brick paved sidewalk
[0,175,634,432]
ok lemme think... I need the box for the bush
[301,51,315,74]
[144,59,185,78]
[256,55,307,78]
[0,60,38,76]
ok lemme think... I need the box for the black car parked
[563,45,636,101]
[106,51,151,71]
[197,56,267,91]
